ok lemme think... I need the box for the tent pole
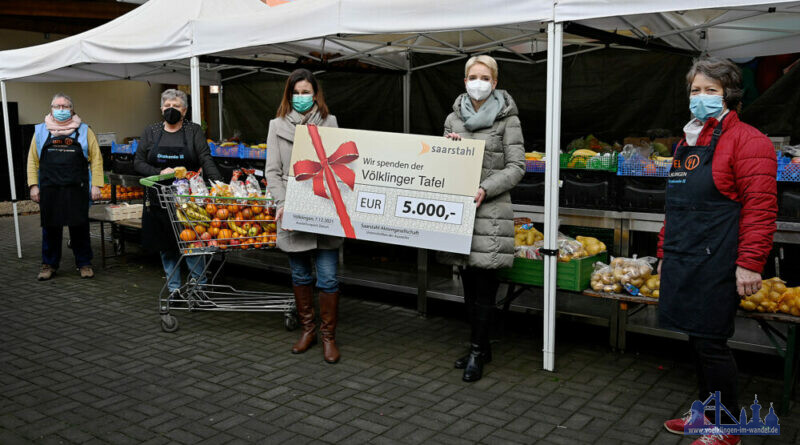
[542,22,563,372]
[403,53,411,134]
[218,84,223,141]
[1,80,22,259]
[190,56,201,124]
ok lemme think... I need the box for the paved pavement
[1,214,799,445]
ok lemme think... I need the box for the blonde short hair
[464,55,498,80]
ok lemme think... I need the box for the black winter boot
[462,343,487,382]
[462,303,492,382]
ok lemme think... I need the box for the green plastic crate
[496,252,608,291]
[559,152,618,172]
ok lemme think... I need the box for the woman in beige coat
[265,69,343,364]
[443,55,525,382]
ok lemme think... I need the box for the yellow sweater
[27,127,105,187]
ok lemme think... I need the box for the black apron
[39,129,90,227]
[141,127,195,252]
[659,116,741,339]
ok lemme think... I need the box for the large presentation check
[282,125,485,254]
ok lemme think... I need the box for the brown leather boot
[291,285,317,354]
[318,290,340,363]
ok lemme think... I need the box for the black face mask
[163,107,182,125]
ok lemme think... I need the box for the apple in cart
[200,232,213,241]
[248,225,261,237]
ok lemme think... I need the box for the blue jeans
[42,224,93,268]
[160,251,207,292]
[288,249,339,293]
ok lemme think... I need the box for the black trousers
[689,336,739,419]
[460,266,500,346]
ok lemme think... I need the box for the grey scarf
[460,90,503,131]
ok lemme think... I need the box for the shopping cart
[140,173,297,333]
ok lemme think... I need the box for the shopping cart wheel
[161,314,179,333]
[284,313,298,331]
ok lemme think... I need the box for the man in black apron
[28,94,103,281]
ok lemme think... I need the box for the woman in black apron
[134,89,221,297]
[659,58,777,445]
[27,93,103,280]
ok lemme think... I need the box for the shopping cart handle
[140,173,175,187]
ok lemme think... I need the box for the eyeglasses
[51,105,72,110]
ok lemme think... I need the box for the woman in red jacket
[658,57,777,445]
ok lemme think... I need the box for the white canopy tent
[2,0,799,371]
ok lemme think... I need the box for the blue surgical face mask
[52,109,72,122]
[689,94,724,122]
[292,94,314,113]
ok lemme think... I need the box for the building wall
[6,81,164,141]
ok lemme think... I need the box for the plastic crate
[559,170,619,210]
[510,172,545,206]
[779,185,800,221]
[778,156,800,182]
[618,177,666,213]
[239,146,267,160]
[560,152,618,172]
[496,252,609,291]
[209,142,240,158]
[617,154,671,177]
[111,140,138,154]
[525,159,546,173]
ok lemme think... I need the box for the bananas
[571,149,599,157]
[228,219,248,236]
[180,203,209,227]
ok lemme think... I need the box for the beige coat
[265,108,343,253]
[438,90,525,269]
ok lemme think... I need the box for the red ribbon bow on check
[292,124,359,238]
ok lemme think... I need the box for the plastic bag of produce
[172,170,190,204]
[590,262,623,294]
[514,223,544,247]
[557,233,586,262]
[210,180,231,197]
[229,170,248,201]
[188,170,210,202]
[243,169,262,197]
[576,236,607,256]
[740,277,787,313]
[610,256,655,290]
[514,245,540,260]
[778,286,800,316]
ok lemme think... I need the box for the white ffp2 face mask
[466,79,493,101]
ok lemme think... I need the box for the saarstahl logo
[684,392,780,436]
[418,141,475,156]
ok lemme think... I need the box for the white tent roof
[571,2,800,58]
[1,0,799,83]
[0,0,266,82]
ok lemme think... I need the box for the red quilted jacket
[657,111,778,273]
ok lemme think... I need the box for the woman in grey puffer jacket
[441,55,525,382]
